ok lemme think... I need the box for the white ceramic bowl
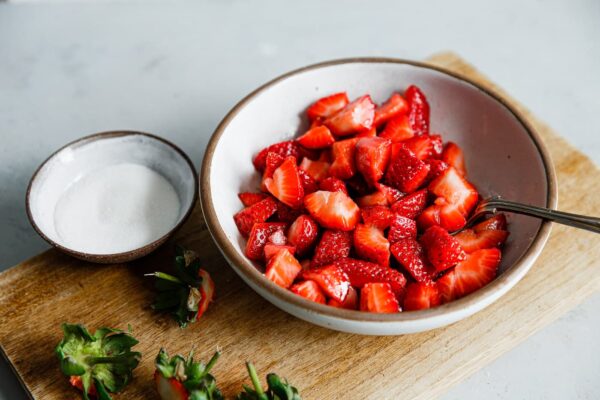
[200,58,557,335]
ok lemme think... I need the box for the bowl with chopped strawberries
[200,58,557,335]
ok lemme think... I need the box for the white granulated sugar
[54,163,181,254]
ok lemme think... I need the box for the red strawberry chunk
[329,138,359,180]
[442,142,466,176]
[361,205,393,230]
[265,248,303,288]
[437,248,501,303]
[379,114,414,142]
[324,95,375,136]
[307,92,349,121]
[355,137,392,185]
[298,169,318,194]
[356,190,388,207]
[390,189,428,219]
[297,125,335,149]
[268,229,287,245]
[360,283,400,313]
[311,230,352,268]
[353,224,390,267]
[334,258,407,295]
[384,144,430,193]
[390,239,435,284]
[290,280,326,304]
[454,229,509,253]
[234,197,278,237]
[420,226,466,271]
[245,222,287,261]
[253,140,302,172]
[287,215,319,257]
[265,156,304,208]
[304,190,360,231]
[238,192,268,207]
[388,214,417,243]
[264,243,296,260]
[430,134,444,158]
[261,152,285,191]
[274,201,303,223]
[403,283,441,311]
[302,265,350,302]
[429,167,478,217]
[373,93,409,127]
[425,159,449,182]
[403,135,436,160]
[474,214,507,232]
[417,204,442,231]
[319,176,348,194]
[376,183,404,204]
[328,286,358,309]
[299,157,330,182]
[356,127,377,137]
[405,85,430,136]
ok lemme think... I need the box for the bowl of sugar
[26,131,198,263]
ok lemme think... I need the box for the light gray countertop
[1,1,599,398]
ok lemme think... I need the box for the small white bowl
[201,58,557,335]
[27,131,198,263]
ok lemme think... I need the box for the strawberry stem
[246,362,264,395]
[144,272,183,284]
[204,351,220,375]
[86,356,134,365]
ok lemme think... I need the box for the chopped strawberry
[311,230,352,268]
[234,197,278,237]
[261,151,285,191]
[334,258,407,295]
[353,224,390,267]
[356,190,388,207]
[309,117,324,129]
[360,283,400,313]
[238,192,268,207]
[379,114,414,142]
[376,183,404,204]
[197,269,215,318]
[302,265,351,302]
[390,189,428,219]
[297,169,318,195]
[416,204,442,231]
[265,248,303,288]
[274,201,303,223]
[437,248,501,302]
[361,205,393,230]
[268,229,287,245]
[356,127,377,137]
[355,137,392,185]
[304,190,360,231]
[307,92,349,121]
[430,134,444,158]
[403,135,436,160]
[287,215,319,257]
[245,222,287,261]
[290,280,326,304]
[297,125,335,149]
[373,93,409,127]
[324,95,375,136]
[264,156,304,208]
[329,138,359,180]
[473,214,507,232]
[388,214,417,242]
[403,283,440,311]
[299,157,330,182]
[429,167,479,222]
[454,229,509,253]
[318,176,348,194]
[425,159,449,181]
[420,226,466,271]
[253,140,302,172]
[328,286,358,309]
[442,142,466,176]
[390,239,435,284]
[405,85,430,136]
[384,144,430,193]
[264,243,296,260]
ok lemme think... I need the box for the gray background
[1,1,599,399]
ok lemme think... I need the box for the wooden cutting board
[1,53,599,400]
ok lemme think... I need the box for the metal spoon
[456,196,600,234]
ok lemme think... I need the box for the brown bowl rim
[26,130,199,263]
[200,57,558,323]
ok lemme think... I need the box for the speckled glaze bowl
[26,131,198,264]
[200,58,557,335]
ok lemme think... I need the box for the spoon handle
[479,198,600,233]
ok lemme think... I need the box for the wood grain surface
[1,53,599,400]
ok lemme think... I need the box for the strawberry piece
[299,157,330,182]
[390,239,435,284]
[420,226,466,272]
[274,201,303,223]
[361,205,393,230]
[353,224,390,267]
[403,135,435,160]
[329,138,359,180]
[473,214,507,232]
[290,280,326,304]
[264,156,304,208]
[355,137,392,185]
[379,114,414,142]
[302,265,350,302]
[309,117,324,129]
[442,142,466,176]
[261,151,285,191]
[417,204,442,231]
[265,248,303,288]
[390,189,428,219]
[388,214,417,243]
[297,125,335,149]
[311,230,352,268]
[360,283,400,313]
[430,134,444,158]
[403,283,441,311]
[287,215,319,257]
[298,169,318,194]
[307,92,349,121]
[356,127,377,137]
[319,176,348,194]
[253,140,302,172]
[268,229,287,245]
[324,95,375,136]
[437,248,501,303]
[356,190,388,207]
[425,159,449,182]
[197,269,215,319]
[454,229,509,253]
[429,167,479,218]
[328,286,358,309]
[233,197,278,237]
[376,183,404,204]
[405,85,430,136]
[334,258,407,295]
[304,190,360,231]
[373,93,409,127]
[245,222,287,261]
[384,144,430,193]
[238,192,268,207]
[155,372,189,400]
[264,243,296,260]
